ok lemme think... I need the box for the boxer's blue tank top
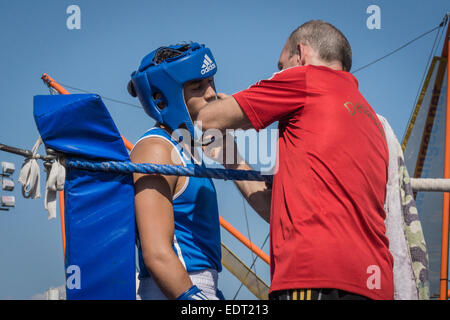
[136,127,222,279]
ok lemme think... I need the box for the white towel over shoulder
[378,115,418,300]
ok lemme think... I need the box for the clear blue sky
[0,0,448,299]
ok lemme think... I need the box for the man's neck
[303,57,343,71]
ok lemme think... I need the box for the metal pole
[439,26,450,299]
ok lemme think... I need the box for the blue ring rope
[65,158,273,183]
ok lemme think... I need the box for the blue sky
[0,0,449,299]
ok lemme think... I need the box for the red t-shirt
[233,65,394,300]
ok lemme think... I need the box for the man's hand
[202,131,245,168]
[199,92,271,222]
[201,130,271,223]
[216,92,228,100]
[195,92,253,132]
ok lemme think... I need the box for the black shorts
[269,288,370,300]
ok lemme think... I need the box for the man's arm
[131,138,193,299]
[203,132,271,223]
[195,94,253,131]
[198,94,272,222]
[225,161,272,223]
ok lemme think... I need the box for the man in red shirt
[195,20,394,300]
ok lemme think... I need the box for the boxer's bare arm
[131,138,193,299]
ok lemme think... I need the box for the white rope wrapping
[44,157,66,220]
[410,178,450,192]
[18,137,42,199]
[18,137,65,220]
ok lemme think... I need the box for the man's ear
[297,43,306,66]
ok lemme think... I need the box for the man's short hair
[288,20,352,72]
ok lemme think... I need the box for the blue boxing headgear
[130,43,217,138]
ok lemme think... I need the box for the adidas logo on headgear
[201,54,216,75]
